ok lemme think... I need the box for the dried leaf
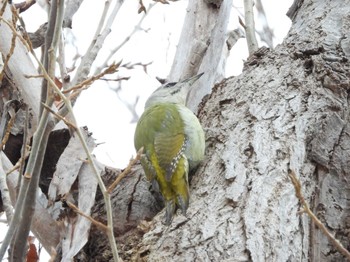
[61,161,101,260]
[26,236,39,262]
[47,127,96,203]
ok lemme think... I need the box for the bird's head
[145,73,204,108]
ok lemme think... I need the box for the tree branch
[9,0,64,259]
[243,0,259,55]
[289,170,350,261]
[107,147,143,193]
[65,200,109,232]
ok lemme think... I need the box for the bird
[134,73,205,225]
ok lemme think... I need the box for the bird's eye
[164,82,177,88]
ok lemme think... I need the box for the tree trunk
[168,0,233,112]
[2,0,350,261]
[131,0,350,261]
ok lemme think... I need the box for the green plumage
[134,102,204,225]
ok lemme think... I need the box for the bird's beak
[180,72,204,85]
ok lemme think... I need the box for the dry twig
[41,103,77,130]
[0,110,16,149]
[289,170,350,260]
[243,0,258,55]
[107,147,143,193]
[14,0,36,13]
[65,200,109,232]
[63,62,121,95]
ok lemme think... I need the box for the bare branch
[65,200,109,232]
[243,0,259,55]
[0,108,16,149]
[63,62,120,95]
[94,3,156,75]
[63,0,85,28]
[107,147,143,194]
[72,0,125,87]
[41,103,77,130]
[6,145,30,176]
[17,105,30,191]
[0,0,8,17]
[255,0,274,48]
[226,28,245,51]
[169,0,233,112]
[14,0,36,13]
[289,170,350,261]
[286,0,303,20]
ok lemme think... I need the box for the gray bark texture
[129,0,350,261]
[168,0,233,112]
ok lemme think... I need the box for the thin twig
[243,0,258,55]
[0,0,8,18]
[289,170,350,260]
[65,200,109,232]
[41,103,77,130]
[6,145,30,176]
[16,105,29,190]
[67,108,120,261]
[0,16,32,54]
[0,101,16,145]
[71,0,125,88]
[84,0,112,61]
[24,74,45,78]
[107,147,143,194]
[14,0,36,13]
[0,3,55,260]
[63,62,120,94]
[94,3,155,75]
[0,111,16,149]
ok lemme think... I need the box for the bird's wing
[154,132,185,181]
[134,104,186,182]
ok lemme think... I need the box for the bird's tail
[163,187,189,225]
[172,156,190,218]
[164,199,176,225]
[163,156,190,225]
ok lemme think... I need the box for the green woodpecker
[134,73,205,225]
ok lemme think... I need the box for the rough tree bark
[130,0,350,261]
[168,0,233,112]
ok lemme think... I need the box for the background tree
[1,0,350,261]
